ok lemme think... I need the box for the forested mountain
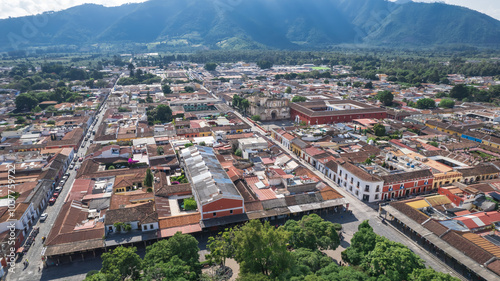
[1,0,500,51]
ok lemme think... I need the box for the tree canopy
[373,123,386,137]
[416,98,436,109]
[100,246,142,280]
[233,220,293,278]
[204,62,217,71]
[284,213,340,251]
[292,96,307,102]
[439,98,455,108]
[376,90,393,106]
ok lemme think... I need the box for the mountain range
[1,0,500,51]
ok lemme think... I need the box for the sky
[0,0,499,21]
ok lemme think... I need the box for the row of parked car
[47,172,69,207]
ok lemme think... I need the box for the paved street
[231,110,466,280]
[7,103,107,281]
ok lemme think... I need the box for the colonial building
[248,97,290,121]
[290,100,386,125]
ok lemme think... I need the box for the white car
[40,213,48,222]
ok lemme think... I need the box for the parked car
[64,172,70,177]
[49,197,56,205]
[90,140,93,144]
[75,166,80,171]
[53,192,60,198]
[40,213,48,222]
[55,186,62,192]
[59,180,65,186]
[78,157,83,162]
[69,164,75,170]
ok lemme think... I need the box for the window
[357,182,360,188]
[375,185,380,192]
[230,210,233,214]
[364,185,370,192]
[150,224,154,229]
[213,212,216,217]
[350,177,353,184]
[414,182,418,187]
[375,194,379,200]
[339,170,342,176]
[143,225,147,230]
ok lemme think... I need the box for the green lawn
[311,66,330,70]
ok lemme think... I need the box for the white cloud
[0,0,147,19]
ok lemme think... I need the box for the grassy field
[311,66,330,70]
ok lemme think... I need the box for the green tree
[435,92,448,98]
[144,232,201,277]
[162,84,172,94]
[292,96,307,102]
[235,149,242,157]
[15,116,26,124]
[204,63,217,71]
[240,99,250,114]
[184,86,195,93]
[365,81,373,89]
[83,271,116,281]
[284,214,340,251]
[32,105,42,113]
[146,92,153,103]
[232,95,242,108]
[341,221,378,265]
[251,115,261,122]
[156,104,173,122]
[15,93,39,111]
[257,60,273,69]
[377,91,394,106]
[233,220,293,278]
[291,248,334,276]
[183,197,197,210]
[353,81,363,88]
[409,268,461,281]
[101,246,142,280]
[416,98,436,109]
[373,123,386,137]
[439,98,455,108]
[207,228,235,267]
[143,168,153,187]
[449,84,469,100]
[199,141,206,146]
[285,86,292,93]
[143,256,197,281]
[361,238,425,281]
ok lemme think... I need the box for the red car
[49,197,56,205]
[53,192,60,198]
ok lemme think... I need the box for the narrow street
[8,103,107,281]
[231,110,466,280]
